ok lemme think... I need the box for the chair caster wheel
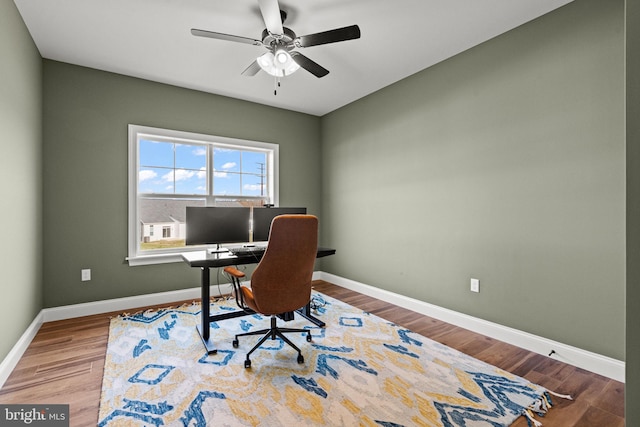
[232,339,239,348]
[306,334,312,342]
[297,354,304,364]
[244,359,251,368]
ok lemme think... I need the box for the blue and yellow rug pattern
[98,293,554,426]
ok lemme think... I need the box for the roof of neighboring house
[139,198,205,224]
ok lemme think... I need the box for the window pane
[138,198,205,250]
[214,171,241,195]
[242,173,266,197]
[214,148,240,173]
[242,151,267,174]
[139,167,175,194]
[212,149,268,196]
[174,168,206,194]
[176,144,206,170]
[140,140,173,168]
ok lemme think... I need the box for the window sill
[126,253,186,266]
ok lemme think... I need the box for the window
[128,125,279,265]
[162,226,171,238]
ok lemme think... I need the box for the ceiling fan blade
[296,25,361,48]
[241,60,262,76]
[290,52,329,78]
[258,0,284,35]
[191,28,262,46]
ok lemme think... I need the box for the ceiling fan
[191,0,361,93]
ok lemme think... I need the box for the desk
[182,247,336,354]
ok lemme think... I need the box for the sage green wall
[626,0,640,422]
[0,2,42,361]
[321,0,625,360]
[42,61,321,308]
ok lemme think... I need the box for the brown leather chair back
[249,214,318,315]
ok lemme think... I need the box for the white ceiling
[14,0,572,116]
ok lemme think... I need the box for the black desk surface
[181,246,336,268]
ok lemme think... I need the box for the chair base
[233,315,312,368]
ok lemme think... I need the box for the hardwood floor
[0,280,624,426]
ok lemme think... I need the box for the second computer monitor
[252,207,307,242]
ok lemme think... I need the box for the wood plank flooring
[0,280,624,426]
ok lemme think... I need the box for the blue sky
[138,140,266,196]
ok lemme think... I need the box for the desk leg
[296,302,326,328]
[197,267,218,354]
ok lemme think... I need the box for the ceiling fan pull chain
[273,75,283,95]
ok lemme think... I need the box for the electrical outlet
[470,278,480,293]
[81,269,91,281]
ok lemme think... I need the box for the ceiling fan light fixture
[275,49,289,64]
[257,49,300,77]
[257,51,274,68]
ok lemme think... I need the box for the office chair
[224,214,318,368]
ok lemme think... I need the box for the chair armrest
[224,266,250,311]
[224,266,246,278]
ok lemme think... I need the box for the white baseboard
[42,284,236,322]
[0,311,43,389]
[318,272,625,383]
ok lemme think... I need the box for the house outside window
[128,125,279,265]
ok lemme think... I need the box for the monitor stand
[207,244,229,254]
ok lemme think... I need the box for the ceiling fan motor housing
[261,27,296,52]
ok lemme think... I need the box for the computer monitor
[252,207,307,242]
[186,207,251,251]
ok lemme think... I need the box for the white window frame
[127,124,279,266]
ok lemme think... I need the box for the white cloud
[175,169,196,181]
[163,169,196,182]
[214,171,228,178]
[139,169,157,182]
[221,162,236,170]
[193,148,206,156]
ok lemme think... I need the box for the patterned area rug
[98,292,558,426]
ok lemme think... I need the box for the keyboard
[229,246,266,257]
